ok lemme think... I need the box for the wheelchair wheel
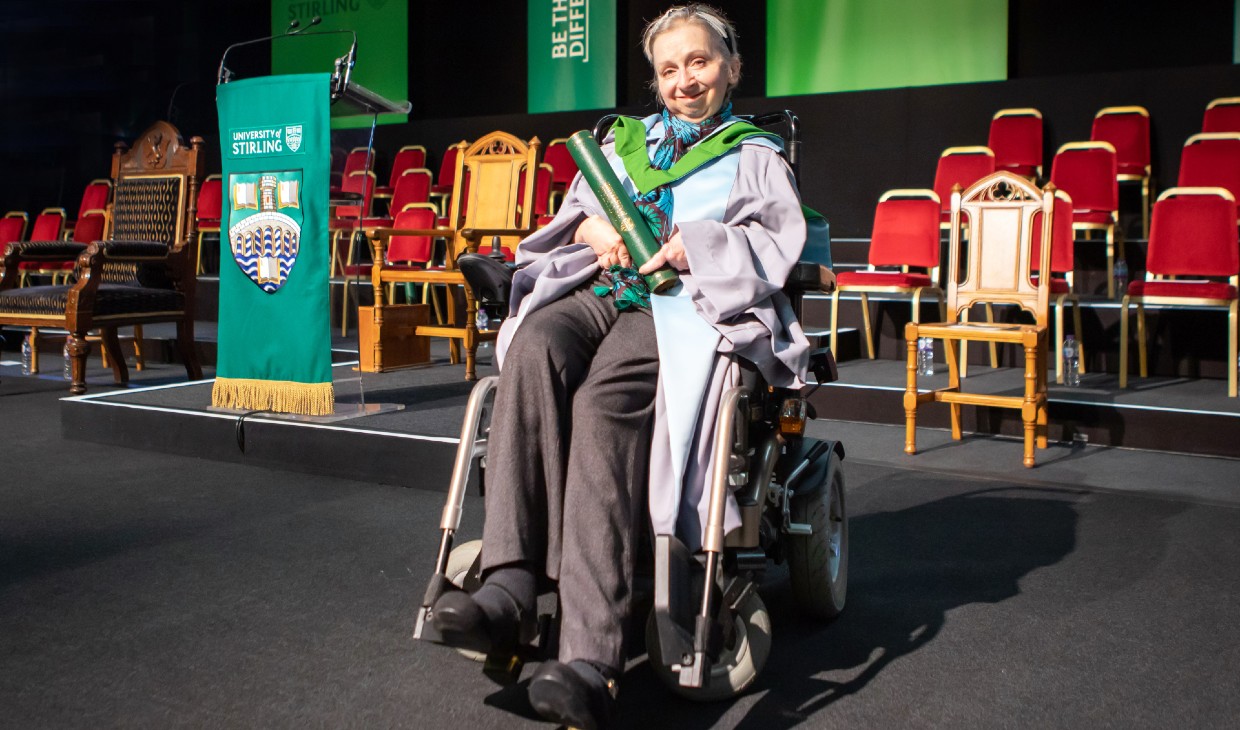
[645,590,771,701]
[444,539,486,662]
[786,451,848,620]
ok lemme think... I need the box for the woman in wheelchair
[428,5,816,727]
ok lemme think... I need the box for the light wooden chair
[367,131,540,379]
[903,171,1056,468]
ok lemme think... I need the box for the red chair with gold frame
[1119,187,1239,398]
[544,137,580,213]
[19,208,92,287]
[1091,105,1152,238]
[429,144,463,216]
[0,211,28,247]
[517,162,555,222]
[364,167,433,229]
[63,178,112,242]
[932,146,996,230]
[903,172,1056,468]
[1177,133,1240,223]
[830,189,944,359]
[194,174,222,275]
[374,144,427,204]
[1202,97,1240,133]
[1049,141,1121,297]
[988,108,1044,180]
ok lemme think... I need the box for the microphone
[217,16,337,85]
[287,16,322,36]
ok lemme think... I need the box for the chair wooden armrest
[4,240,89,261]
[459,226,536,242]
[366,226,457,243]
[95,239,172,260]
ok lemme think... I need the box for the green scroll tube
[566,130,679,293]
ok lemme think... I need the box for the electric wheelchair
[413,111,848,702]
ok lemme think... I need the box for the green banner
[271,0,409,129]
[767,0,1007,96]
[528,0,616,113]
[213,73,334,416]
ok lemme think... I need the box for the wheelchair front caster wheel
[645,591,771,701]
[444,539,487,662]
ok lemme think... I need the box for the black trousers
[482,278,659,668]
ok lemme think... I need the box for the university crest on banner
[228,172,302,293]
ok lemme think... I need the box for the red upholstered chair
[194,174,222,275]
[1177,133,1240,223]
[330,147,374,194]
[17,208,75,285]
[330,170,378,333]
[366,203,446,321]
[64,179,112,241]
[1050,141,1121,297]
[517,162,555,221]
[1092,106,1152,238]
[430,143,464,216]
[1119,187,1239,397]
[933,146,996,230]
[1202,97,1240,133]
[830,189,945,359]
[30,208,66,241]
[988,108,1044,180]
[363,167,433,230]
[374,145,427,203]
[544,137,580,212]
[0,211,28,246]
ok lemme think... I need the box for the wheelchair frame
[414,110,849,698]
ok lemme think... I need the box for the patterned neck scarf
[633,103,733,244]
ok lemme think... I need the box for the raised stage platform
[23,327,1235,496]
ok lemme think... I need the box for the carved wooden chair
[0,120,204,394]
[366,131,540,379]
[903,171,1056,468]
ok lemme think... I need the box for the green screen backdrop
[528,0,616,113]
[271,0,408,129]
[767,0,1007,96]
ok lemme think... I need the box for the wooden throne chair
[0,120,205,394]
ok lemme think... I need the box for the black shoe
[430,585,534,656]
[429,589,495,654]
[527,660,619,730]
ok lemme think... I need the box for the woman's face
[651,21,739,123]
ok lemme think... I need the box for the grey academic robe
[496,128,810,551]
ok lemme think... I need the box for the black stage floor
[4,330,1240,728]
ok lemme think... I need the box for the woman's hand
[575,215,632,270]
[638,227,690,274]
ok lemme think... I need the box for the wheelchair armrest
[808,347,838,385]
[786,261,836,295]
[458,252,516,318]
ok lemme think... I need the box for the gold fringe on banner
[211,378,335,416]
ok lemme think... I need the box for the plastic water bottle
[1113,259,1129,298]
[20,337,32,376]
[1063,336,1080,387]
[917,337,935,376]
[62,340,72,381]
[476,307,491,350]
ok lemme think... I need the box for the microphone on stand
[288,16,323,36]
[217,16,331,85]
